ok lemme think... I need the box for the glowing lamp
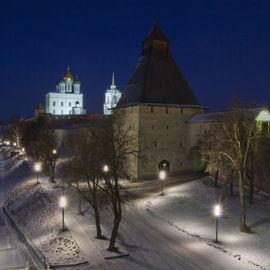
[214,205,221,217]
[34,162,42,172]
[6,141,10,145]
[13,142,17,146]
[103,165,109,172]
[59,196,67,208]
[52,149,57,155]
[159,170,166,180]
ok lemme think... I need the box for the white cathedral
[103,73,122,115]
[46,66,85,115]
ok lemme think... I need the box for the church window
[69,102,71,107]
[166,125,169,130]
[61,102,64,106]
[179,142,182,148]
[53,101,56,106]
[151,106,154,113]
[166,106,168,113]
[152,125,154,130]
[154,141,157,147]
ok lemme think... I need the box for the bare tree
[60,127,106,239]
[202,104,258,232]
[3,115,22,147]
[101,110,138,251]
[21,116,57,181]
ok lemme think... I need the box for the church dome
[63,65,74,81]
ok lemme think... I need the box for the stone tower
[116,23,205,180]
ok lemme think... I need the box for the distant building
[46,66,85,115]
[104,73,121,115]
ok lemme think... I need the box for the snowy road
[112,196,258,270]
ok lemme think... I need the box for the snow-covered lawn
[2,152,87,267]
[143,177,270,270]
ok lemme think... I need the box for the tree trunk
[50,163,55,183]
[230,173,233,196]
[239,169,250,232]
[220,177,229,204]
[93,205,103,239]
[76,181,82,215]
[247,150,255,204]
[108,178,122,252]
[249,179,254,204]
[215,170,219,187]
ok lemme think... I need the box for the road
[97,176,259,270]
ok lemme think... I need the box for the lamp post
[6,141,10,146]
[34,162,42,184]
[13,142,17,147]
[159,170,166,195]
[214,204,221,243]
[59,196,67,231]
[52,149,57,155]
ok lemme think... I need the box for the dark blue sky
[1,0,270,121]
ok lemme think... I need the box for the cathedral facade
[46,66,85,115]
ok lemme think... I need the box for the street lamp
[52,149,57,155]
[59,196,67,231]
[159,170,166,195]
[34,162,42,184]
[6,141,10,146]
[103,164,109,173]
[13,142,17,147]
[22,147,25,152]
[214,204,221,243]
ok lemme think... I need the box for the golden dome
[63,65,74,81]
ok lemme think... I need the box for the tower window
[152,125,154,130]
[166,125,169,130]
[154,141,157,147]
[179,142,182,148]
[61,102,64,106]
[69,102,71,107]
[53,101,56,106]
[151,106,154,113]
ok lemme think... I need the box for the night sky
[1,0,270,121]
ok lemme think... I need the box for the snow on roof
[187,107,269,123]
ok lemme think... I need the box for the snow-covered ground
[1,148,86,267]
[135,177,270,270]
[2,146,270,270]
